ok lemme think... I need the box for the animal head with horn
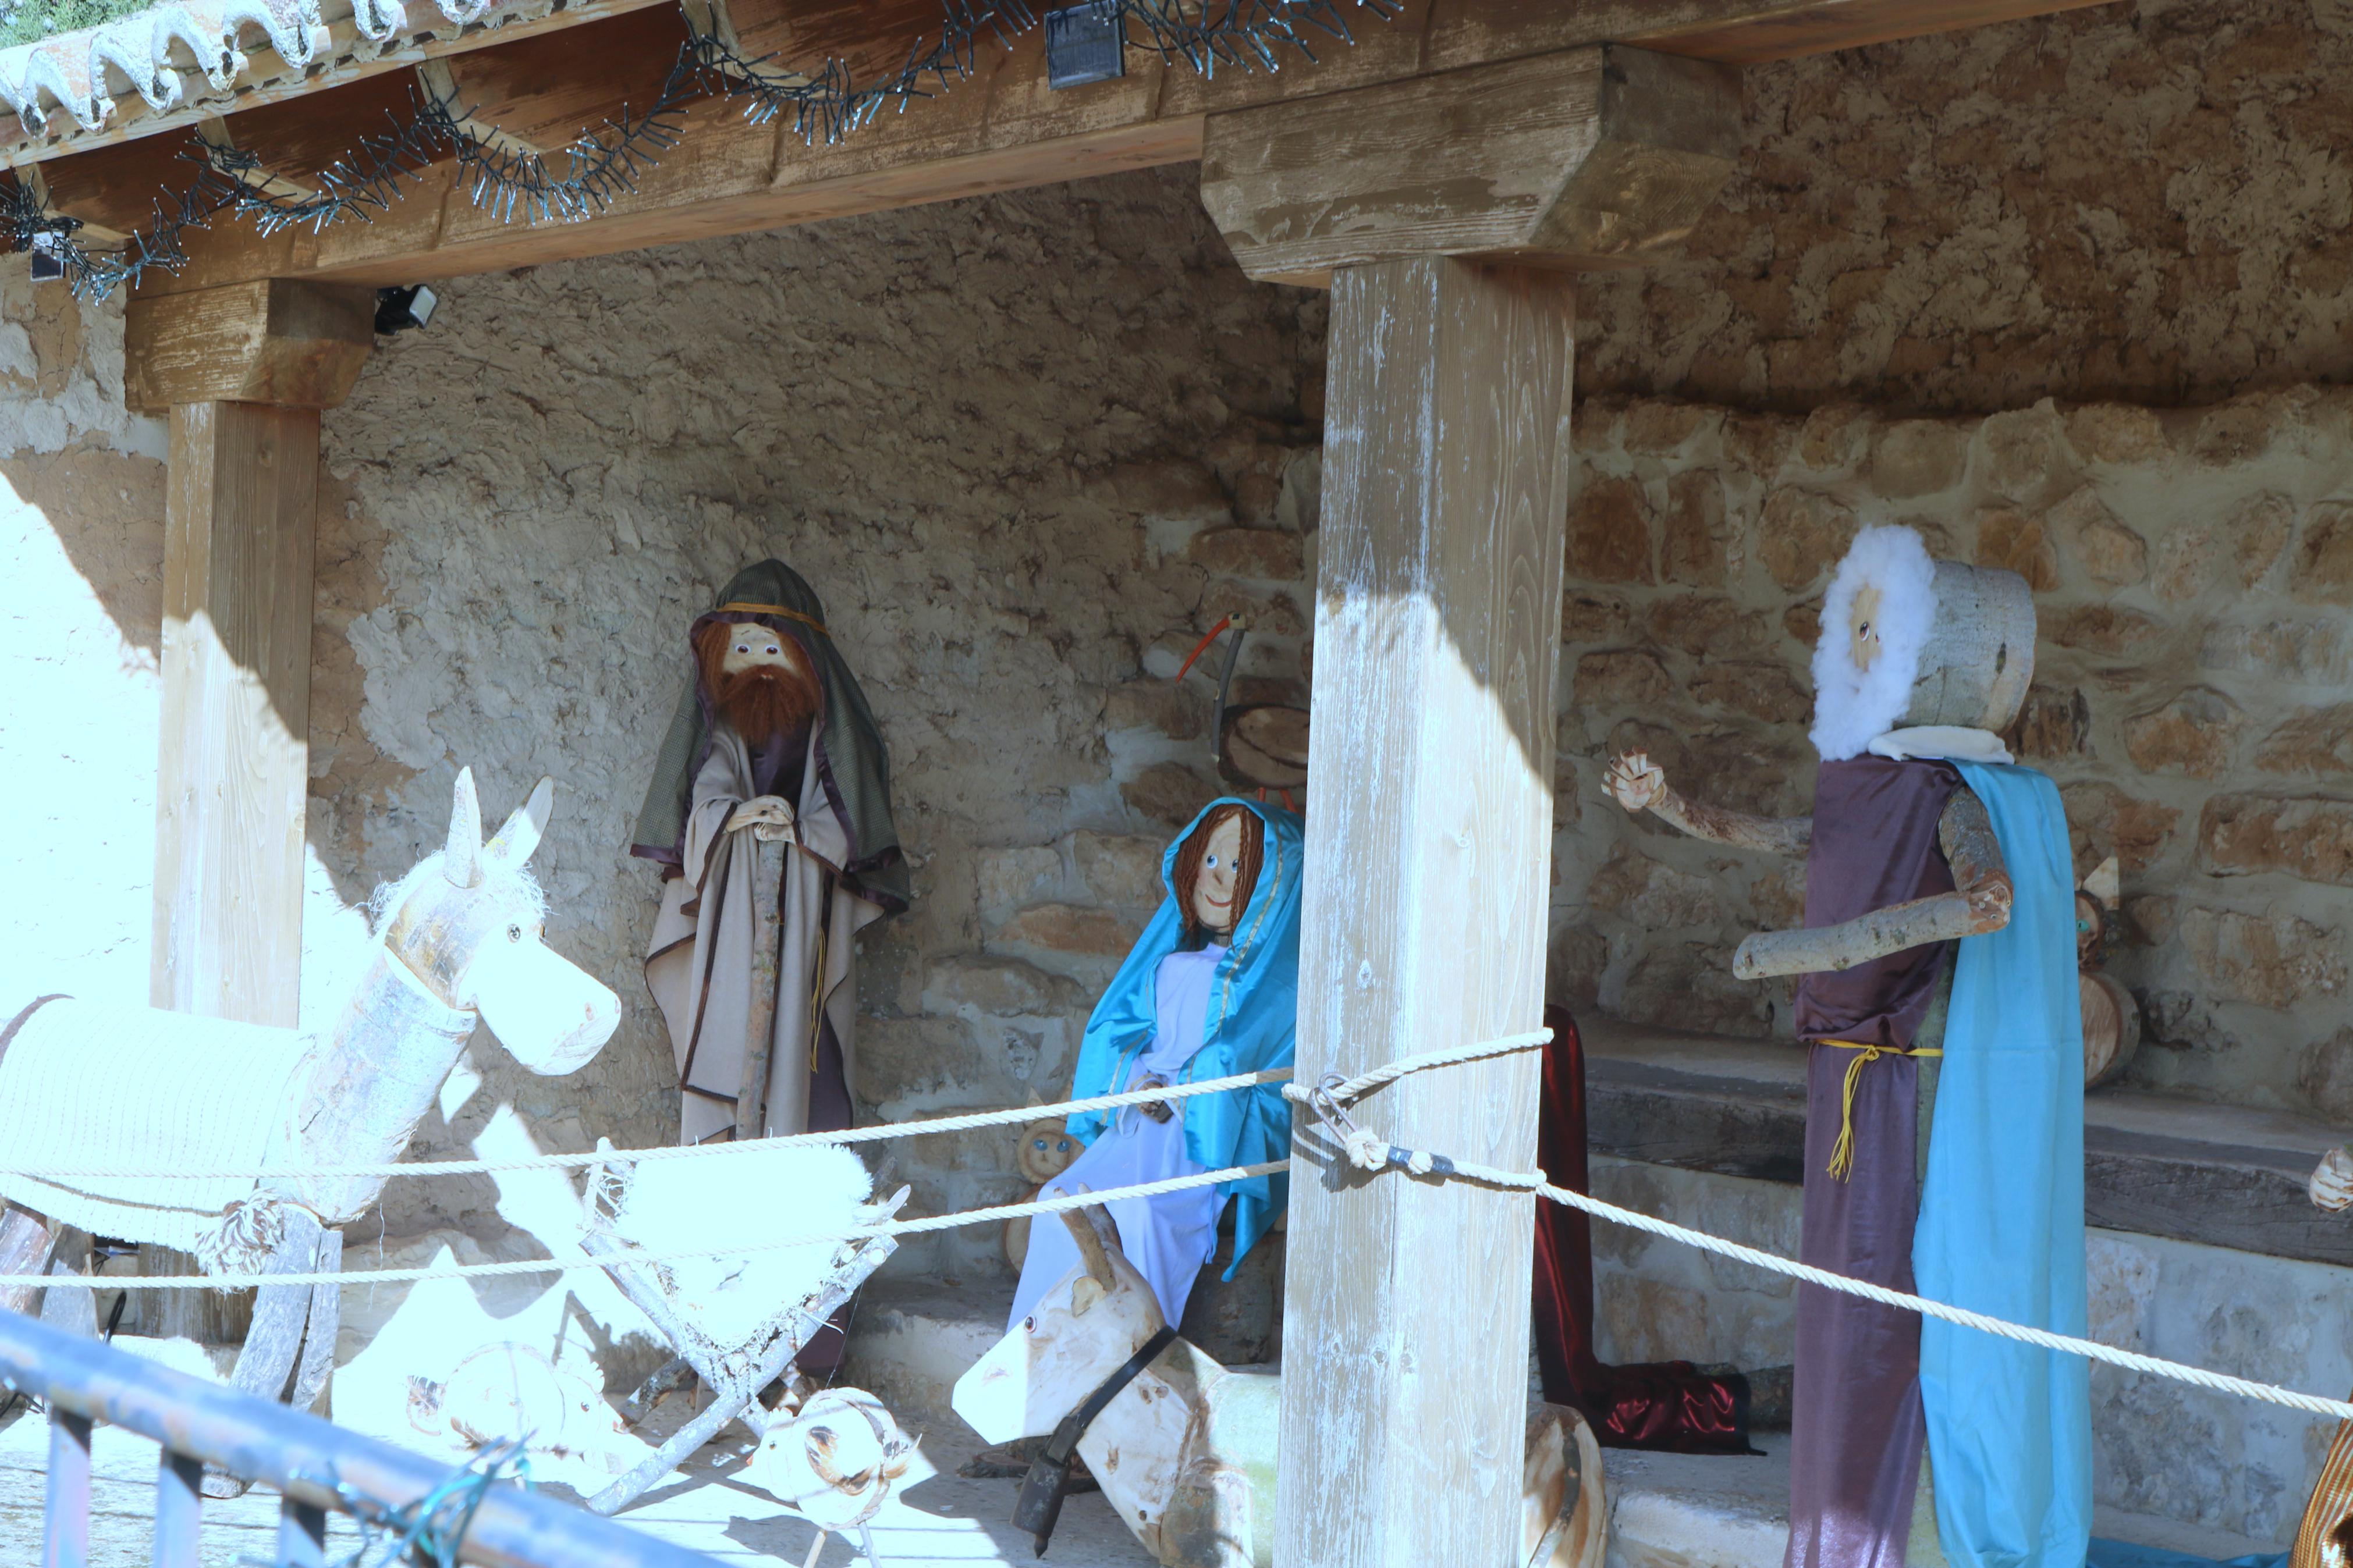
[953,1203,1161,1443]
[377,769,620,1074]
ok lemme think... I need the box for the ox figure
[953,1207,1606,1568]
[0,767,620,1487]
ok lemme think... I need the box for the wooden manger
[574,1139,910,1518]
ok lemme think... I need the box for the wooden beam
[154,402,323,1027]
[1279,257,1573,1568]
[91,0,2103,298]
[125,279,375,412]
[1199,45,1741,285]
[1640,0,2120,65]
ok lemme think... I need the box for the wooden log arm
[1731,788,2011,980]
[1605,749,1811,857]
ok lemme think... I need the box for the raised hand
[1606,751,1668,815]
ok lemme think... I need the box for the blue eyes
[1205,854,1220,869]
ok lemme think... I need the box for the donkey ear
[1057,1200,1118,1292]
[445,768,484,888]
[485,777,555,870]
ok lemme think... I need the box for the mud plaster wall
[1578,0,2353,415]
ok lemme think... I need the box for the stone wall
[1581,0,2353,415]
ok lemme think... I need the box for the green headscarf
[628,561,910,914]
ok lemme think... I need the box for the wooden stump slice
[2082,970,2142,1090]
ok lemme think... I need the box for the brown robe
[645,724,882,1144]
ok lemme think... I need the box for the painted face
[1191,814,1244,938]
[1847,581,1884,673]
[722,628,804,678]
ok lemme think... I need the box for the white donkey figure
[0,769,620,1453]
[953,1208,1606,1568]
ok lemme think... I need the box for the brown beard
[695,620,821,747]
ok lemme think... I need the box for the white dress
[1009,944,1227,1331]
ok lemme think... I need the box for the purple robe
[1785,757,1958,1568]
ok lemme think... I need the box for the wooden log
[1278,257,1574,1568]
[1905,561,2036,733]
[152,401,324,1027]
[125,280,375,413]
[736,835,790,1138]
[1199,45,1741,285]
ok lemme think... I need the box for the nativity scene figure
[1607,524,2088,1568]
[630,560,910,1149]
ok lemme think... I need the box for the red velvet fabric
[1532,1005,1755,1454]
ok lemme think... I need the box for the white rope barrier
[0,1163,1288,1291]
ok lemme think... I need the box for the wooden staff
[735,835,790,1140]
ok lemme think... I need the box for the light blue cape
[1064,797,1301,1277]
[1915,762,2092,1568]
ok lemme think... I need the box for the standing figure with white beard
[630,561,909,1154]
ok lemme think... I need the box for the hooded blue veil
[1063,797,1302,1277]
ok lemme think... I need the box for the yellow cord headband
[715,602,829,638]
[1821,1040,1943,1181]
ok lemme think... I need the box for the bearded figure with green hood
[630,562,909,1148]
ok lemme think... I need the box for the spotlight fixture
[374,284,440,334]
[1044,2,1124,90]
[27,230,64,285]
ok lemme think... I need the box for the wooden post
[127,279,373,1027]
[1198,45,1741,1568]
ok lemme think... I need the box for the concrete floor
[0,1397,1154,1567]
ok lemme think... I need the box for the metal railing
[0,1307,726,1567]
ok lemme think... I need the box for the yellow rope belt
[716,601,829,637]
[1820,1040,1943,1181]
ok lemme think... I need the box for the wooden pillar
[126,278,374,1026]
[1200,45,1741,1567]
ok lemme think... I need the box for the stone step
[1582,1015,2353,1269]
[842,1283,2291,1567]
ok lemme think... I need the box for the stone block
[1122,761,1218,826]
[2256,705,2353,776]
[2014,686,2091,758]
[2141,989,2229,1053]
[2065,404,2168,466]
[1549,925,1606,1002]
[2199,794,2353,886]
[2192,394,2288,466]
[1199,581,1307,638]
[1758,489,1856,591]
[2232,492,2295,588]
[2294,502,2353,605]
[1189,526,1304,580]
[2061,781,2181,873]
[920,954,1084,1018]
[2298,1027,2353,1122]
[1868,418,1968,499]
[2154,525,2217,603]
[1575,649,1674,709]
[1561,588,1634,644]
[1797,403,1872,472]
[1623,401,1721,456]
[993,902,1140,957]
[1103,679,1206,740]
[2181,906,2347,1009]
[1723,413,1798,479]
[1566,476,1657,585]
[1979,403,2070,501]
[1784,600,1821,650]
[1662,470,1731,587]
[977,844,1064,918]
[1691,660,1809,725]
[858,1016,992,1106]
[1073,830,1167,908]
[1649,594,1771,657]
[2123,687,2244,778]
[1975,506,2061,591]
[1682,729,1809,819]
[2049,604,2165,655]
[1620,941,1771,1036]
[1589,844,1727,929]
[2050,487,2148,586]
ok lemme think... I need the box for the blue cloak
[1063,797,1302,1277]
[1915,762,2092,1568]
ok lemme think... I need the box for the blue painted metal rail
[0,1307,725,1567]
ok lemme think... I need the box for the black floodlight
[1044,2,1124,89]
[374,284,439,334]
[28,230,64,285]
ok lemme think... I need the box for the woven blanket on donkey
[0,997,312,1264]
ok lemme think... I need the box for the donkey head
[381,769,621,1075]
[952,1205,1163,1443]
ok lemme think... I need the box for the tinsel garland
[3,0,1393,301]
